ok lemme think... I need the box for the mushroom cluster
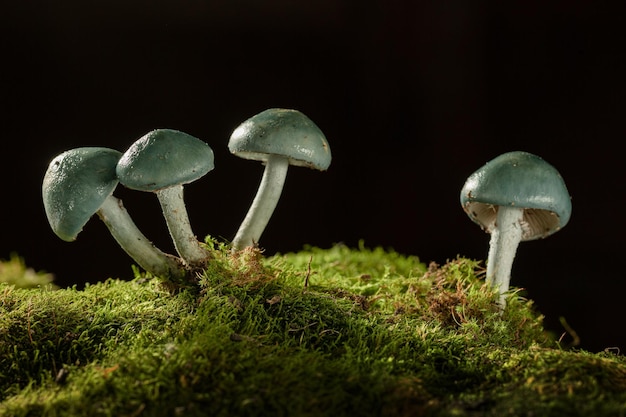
[42,109,332,282]
[42,147,186,280]
[42,111,571,308]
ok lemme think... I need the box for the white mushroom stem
[232,154,290,250]
[97,195,186,280]
[486,205,525,308]
[156,185,209,266]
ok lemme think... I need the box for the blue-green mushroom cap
[116,129,214,192]
[42,147,122,242]
[228,108,331,171]
[460,151,572,241]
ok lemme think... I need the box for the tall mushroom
[460,151,572,307]
[42,147,186,280]
[228,108,332,250]
[116,129,213,268]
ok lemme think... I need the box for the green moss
[0,254,56,289]
[1,243,624,416]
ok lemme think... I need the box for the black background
[2,1,624,353]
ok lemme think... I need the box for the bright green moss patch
[1,243,625,416]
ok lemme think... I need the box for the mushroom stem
[232,154,290,250]
[155,185,209,267]
[97,195,186,280]
[486,205,525,308]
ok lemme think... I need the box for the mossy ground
[1,242,625,416]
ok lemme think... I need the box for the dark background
[2,2,624,353]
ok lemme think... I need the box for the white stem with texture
[232,155,289,250]
[156,185,208,267]
[486,205,525,307]
[97,195,185,280]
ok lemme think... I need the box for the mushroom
[42,147,185,280]
[228,108,332,250]
[460,151,572,307]
[116,129,213,268]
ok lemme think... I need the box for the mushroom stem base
[98,195,186,280]
[486,205,524,308]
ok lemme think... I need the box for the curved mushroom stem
[156,185,209,267]
[97,195,186,280]
[232,154,290,250]
[486,205,525,309]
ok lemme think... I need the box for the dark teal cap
[117,129,214,192]
[460,151,572,240]
[229,108,331,171]
[43,147,121,241]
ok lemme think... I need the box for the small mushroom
[228,108,332,250]
[460,151,572,307]
[116,129,213,268]
[42,147,185,279]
